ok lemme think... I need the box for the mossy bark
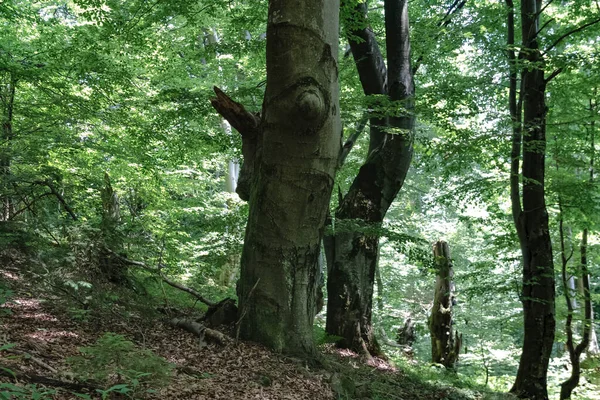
[236,0,341,356]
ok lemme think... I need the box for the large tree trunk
[326,0,415,358]
[429,241,461,368]
[235,0,341,356]
[506,1,556,398]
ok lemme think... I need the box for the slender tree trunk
[236,0,341,356]
[584,274,599,355]
[559,226,593,400]
[326,0,415,358]
[585,96,600,356]
[429,241,461,368]
[99,172,126,283]
[1,73,16,222]
[507,1,556,398]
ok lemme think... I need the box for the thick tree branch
[536,17,555,36]
[441,0,467,28]
[33,180,77,221]
[339,112,369,167]
[545,67,563,83]
[537,0,555,17]
[343,1,387,96]
[210,87,261,201]
[210,86,260,138]
[505,0,524,234]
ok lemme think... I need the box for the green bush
[67,332,173,393]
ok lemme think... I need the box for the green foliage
[67,332,173,390]
[1,0,599,397]
[0,284,13,316]
[313,325,343,346]
[0,382,56,400]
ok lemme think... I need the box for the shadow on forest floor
[0,249,515,399]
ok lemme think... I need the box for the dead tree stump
[429,240,461,368]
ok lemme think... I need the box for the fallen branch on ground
[0,365,99,392]
[104,248,215,307]
[4,349,58,374]
[169,318,230,346]
[377,326,413,357]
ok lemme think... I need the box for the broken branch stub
[210,86,261,201]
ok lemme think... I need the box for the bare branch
[106,248,216,307]
[32,180,77,221]
[545,68,563,83]
[537,17,555,36]
[0,366,99,392]
[538,0,555,17]
[4,348,58,374]
[544,17,600,55]
[170,318,230,345]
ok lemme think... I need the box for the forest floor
[0,249,513,400]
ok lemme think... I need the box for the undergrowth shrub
[67,332,173,392]
[0,283,13,316]
[0,382,56,400]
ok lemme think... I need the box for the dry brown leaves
[1,261,334,399]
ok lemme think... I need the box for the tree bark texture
[326,0,415,357]
[507,1,556,398]
[236,0,341,356]
[429,241,461,368]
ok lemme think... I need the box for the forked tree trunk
[560,96,598,399]
[326,0,414,358]
[232,0,341,356]
[429,240,461,368]
[506,1,556,398]
[559,227,593,400]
